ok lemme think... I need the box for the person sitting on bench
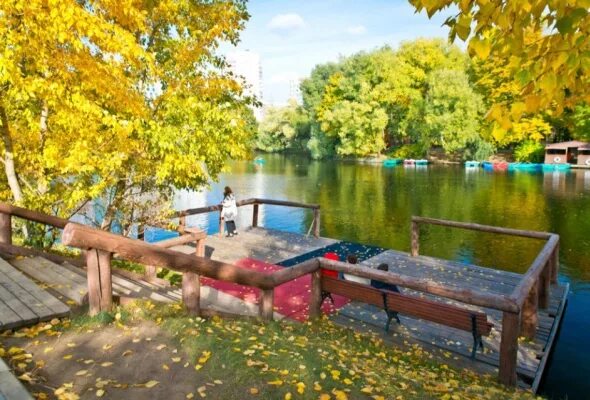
[371,263,400,293]
[342,253,371,285]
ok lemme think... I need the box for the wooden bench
[321,275,493,358]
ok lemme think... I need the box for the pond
[167,154,590,399]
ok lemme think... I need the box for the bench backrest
[321,276,492,336]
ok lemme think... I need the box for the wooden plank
[0,280,52,320]
[531,283,569,393]
[11,257,87,304]
[0,358,33,400]
[0,213,11,245]
[0,284,37,325]
[0,297,22,329]
[0,259,69,316]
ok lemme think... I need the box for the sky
[223,0,457,105]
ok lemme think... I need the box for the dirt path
[2,321,220,399]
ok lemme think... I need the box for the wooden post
[0,212,12,245]
[499,311,520,387]
[411,220,419,256]
[144,265,157,281]
[196,237,205,258]
[538,264,550,309]
[252,203,259,228]
[182,271,200,315]
[179,216,186,233]
[550,244,559,284]
[260,289,274,321]
[309,269,322,319]
[137,224,145,240]
[312,208,320,238]
[521,283,538,339]
[218,214,224,238]
[86,249,113,316]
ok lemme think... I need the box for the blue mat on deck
[276,241,386,267]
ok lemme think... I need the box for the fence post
[86,249,113,316]
[313,208,320,238]
[550,243,559,284]
[196,236,205,258]
[411,220,420,256]
[260,289,274,321]
[499,311,520,387]
[309,269,322,319]
[252,203,259,228]
[538,264,550,309]
[182,271,200,315]
[521,283,538,339]
[0,212,12,245]
[179,215,186,233]
[218,213,224,238]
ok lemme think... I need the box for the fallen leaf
[144,380,159,388]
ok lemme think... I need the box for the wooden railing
[176,198,321,238]
[410,216,560,386]
[0,202,560,387]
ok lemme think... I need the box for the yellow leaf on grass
[96,389,105,397]
[267,380,283,386]
[284,393,292,400]
[186,394,194,399]
[172,357,181,363]
[319,395,331,400]
[296,382,305,394]
[249,388,259,394]
[332,389,347,400]
[145,380,159,388]
[314,382,322,391]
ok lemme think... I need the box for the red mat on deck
[200,258,349,321]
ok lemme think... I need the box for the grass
[1,302,542,400]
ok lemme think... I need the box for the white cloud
[268,13,306,33]
[347,25,367,35]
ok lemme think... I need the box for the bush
[514,141,545,163]
[390,143,427,159]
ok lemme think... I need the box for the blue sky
[224,0,456,105]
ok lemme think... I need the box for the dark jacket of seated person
[371,263,400,293]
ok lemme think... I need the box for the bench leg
[321,291,334,305]
[384,311,401,332]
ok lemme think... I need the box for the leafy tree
[410,0,590,120]
[255,100,309,152]
[0,0,253,239]
[416,69,485,155]
[571,104,590,141]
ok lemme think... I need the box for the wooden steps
[0,257,69,331]
[0,358,32,400]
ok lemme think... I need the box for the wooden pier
[0,200,568,393]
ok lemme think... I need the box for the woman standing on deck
[221,186,238,237]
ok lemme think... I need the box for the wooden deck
[0,257,69,331]
[192,227,568,392]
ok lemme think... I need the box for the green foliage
[514,141,545,163]
[417,69,485,154]
[571,104,590,141]
[390,144,427,159]
[0,0,254,241]
[255,100,309,152]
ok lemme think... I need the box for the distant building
[227,50,263,121]
[288,78,302,104]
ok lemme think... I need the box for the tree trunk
[0,105,25,203]
[37,101,48,195]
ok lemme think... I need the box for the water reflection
[169,154,590,399]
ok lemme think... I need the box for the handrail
[411,216,553,240]
[410,215,561,386]
[0,203,69,229]
[318,258,519,313]
[176,197,319,217]
[175,197,321,238]
[62,223,276,289]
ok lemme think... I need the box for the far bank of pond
[169,154,590,400]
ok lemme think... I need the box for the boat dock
[0,200,568,393]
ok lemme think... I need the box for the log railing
[0,202,561,387]
[176,198,321,238]
[410,216,560,386]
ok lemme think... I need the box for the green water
[179,154,590,399]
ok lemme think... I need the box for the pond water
[166,154,590,399]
